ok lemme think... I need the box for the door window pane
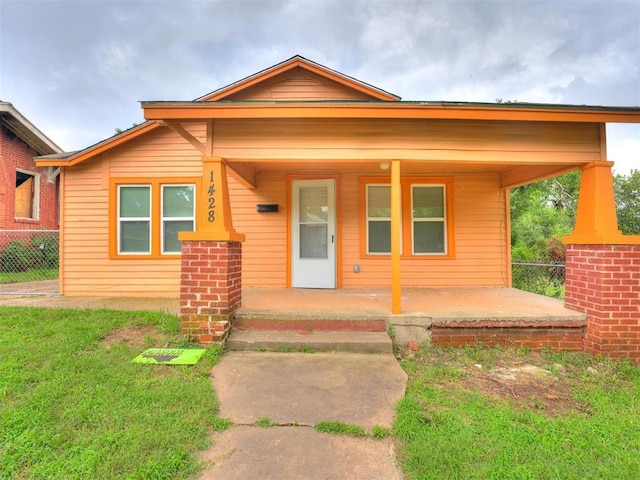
[299,187,328,223]
[300,224,328,258]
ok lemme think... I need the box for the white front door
[291,179,336,289]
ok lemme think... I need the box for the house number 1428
[207,170,216,222]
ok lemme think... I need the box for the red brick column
[180,240,242,344]
[565,244,640,362]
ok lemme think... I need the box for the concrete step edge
[227,330,393,354]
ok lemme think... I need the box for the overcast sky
[1,0,639,173]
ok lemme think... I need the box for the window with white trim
[118,185,152,254]
[411,184,446,255]
[362,178,452,258]
[116,182,195,256]
[366,184,392,255]
[161,184,195,254]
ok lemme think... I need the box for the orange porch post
[391,160,402,314]
[563,161,627,244]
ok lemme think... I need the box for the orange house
[36,56,640,355]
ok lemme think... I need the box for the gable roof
[35,57,640,167]
[197,55,400,102]
[1,102,62,155]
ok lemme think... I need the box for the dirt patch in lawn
[460,364,589,416]
[101,325,162,349]
[403,348,593,416]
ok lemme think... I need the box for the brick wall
[180,240,242,343]
[565,244,640,362]
[431,320,586,351]
[0,125,58,230]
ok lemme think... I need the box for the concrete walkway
[199,351,408,479]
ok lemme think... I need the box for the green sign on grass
[132,348,207,365]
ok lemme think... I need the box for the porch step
[232,315,387,332]
[226,330,393,354]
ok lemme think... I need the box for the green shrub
[0,239,32,272]
[30,235,59,269]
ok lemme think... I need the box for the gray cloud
[1,0,638,172]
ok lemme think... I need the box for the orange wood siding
[60,117,597,295]
[228,171,507,288]
[228,173,288,286]
[224,67,375,102]
[61,127,204,297]
[339,173,508,287]
[211,119,601,164]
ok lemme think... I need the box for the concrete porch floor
[0,286,585,323]
[235,287,588,345]
[238,286,586,322]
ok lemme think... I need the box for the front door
[291,179,336,288]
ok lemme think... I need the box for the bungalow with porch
[36,56,640,360]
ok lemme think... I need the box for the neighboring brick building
[0,102,62,231]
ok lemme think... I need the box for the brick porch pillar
[563,161,640,362]
[178,156,245,345]
[180,240,242,344]
[565,245,640,361]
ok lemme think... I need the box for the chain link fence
[0,230,59,294]
[512,261,565,299]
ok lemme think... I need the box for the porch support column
[563,161,623,244]
[391,160,402,314]
[179,156,245,345]
[563,160,640,363]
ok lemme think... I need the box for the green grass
[314,421,367,437]
[254,417,276,427]
[4,306,639,479]
[395,346,640,480]
[0,268,58,284]
[0,307,224,479]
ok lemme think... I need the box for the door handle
[331,235,334,244]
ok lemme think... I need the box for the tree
[511,169,640,262]
[510,171,580,261]
[614,169,640,234]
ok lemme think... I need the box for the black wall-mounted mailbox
[257,204,278,213]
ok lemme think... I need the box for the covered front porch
[231,286,587,349]
[238,286,582,321]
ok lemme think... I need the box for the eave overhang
[141,101,640,124]
[35,121,159,166]
[0,102,62,155]
[37,101,640,168]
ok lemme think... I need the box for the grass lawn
[395,345,640,480]
[0,269,59,284]
[0,307,226,479]
[3,306,639,479]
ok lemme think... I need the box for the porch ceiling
[226,157,580,171]
[224,158,581,188]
